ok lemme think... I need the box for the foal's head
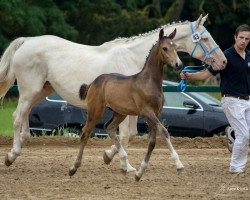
[158,28,182,71]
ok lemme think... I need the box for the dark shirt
[208,46,250,96]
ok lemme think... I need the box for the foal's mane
[142,35,171,69]
[110,20,188,44]
[143,42,158,68]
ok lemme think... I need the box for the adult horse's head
[176,14,227,70]
[158,28,182,71]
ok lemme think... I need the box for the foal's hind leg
[161,125,184,172]
[69,106,105,176]
[68,123,93,176]
[103,112,132,172]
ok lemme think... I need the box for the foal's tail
[0,37,26,98]
[79,84,89,100]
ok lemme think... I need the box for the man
[180,24,250,173]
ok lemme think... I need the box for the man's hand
[180,72,189,79]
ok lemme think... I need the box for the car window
[190,92,221,106]
[163,92,191,108]
[47,93,65,101]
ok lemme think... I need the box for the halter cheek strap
[189,22,219,63]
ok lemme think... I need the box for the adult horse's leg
[20,87,53,144]
[120,115,138,148]
[69,105,105,176]
[5,84,53,166]
[135,113,158,181]
[161,124,184,171]
[103,112,131,172]
[103,115,136,172]
[5,97,33,166]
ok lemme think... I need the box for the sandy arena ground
[0,135,249,200]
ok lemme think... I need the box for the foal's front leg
[161,125,184,172]
[135,117,158,181]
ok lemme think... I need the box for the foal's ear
[159,28,164,40]
[168,28,177,40]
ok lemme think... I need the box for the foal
[69,28,184,181]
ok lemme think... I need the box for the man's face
[234,31,250,50]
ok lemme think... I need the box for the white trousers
[221,97,250,169]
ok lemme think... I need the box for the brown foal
[69,28,184,181]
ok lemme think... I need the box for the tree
[0,0,78,53]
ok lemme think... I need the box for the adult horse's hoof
[120,168,127,175]
[4,154,13,167]
[103,151,112,165]
[134,174,141,182]
[177,167,184,173]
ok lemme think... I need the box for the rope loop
[178,66,206,92]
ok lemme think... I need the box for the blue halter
[189,22,219,63]
[177,23,219,92]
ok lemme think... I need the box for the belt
[222,94,250,100]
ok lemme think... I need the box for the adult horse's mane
[106,20,188,44]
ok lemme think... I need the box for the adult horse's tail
[0,37,26,97]
[79,84,89,100]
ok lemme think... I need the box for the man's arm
[180,69,213,80]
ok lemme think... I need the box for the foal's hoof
[4,154,13,167]
[126,164,136,172]
[68,168,76,177]
[103,151,112,165]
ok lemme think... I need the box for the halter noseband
[189,22,219,64]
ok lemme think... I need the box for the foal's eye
[163,47,168,51]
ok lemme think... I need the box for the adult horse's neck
[100,21,189,73]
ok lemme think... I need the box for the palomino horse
[0,14,226,169]
[69,28,184,181]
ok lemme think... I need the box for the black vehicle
[29,92,113,137]
[29,81,229,137]
[159,81,228,137]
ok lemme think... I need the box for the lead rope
[178,65,206,92]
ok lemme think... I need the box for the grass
[0,92,221,137]
[0,97,18,136]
